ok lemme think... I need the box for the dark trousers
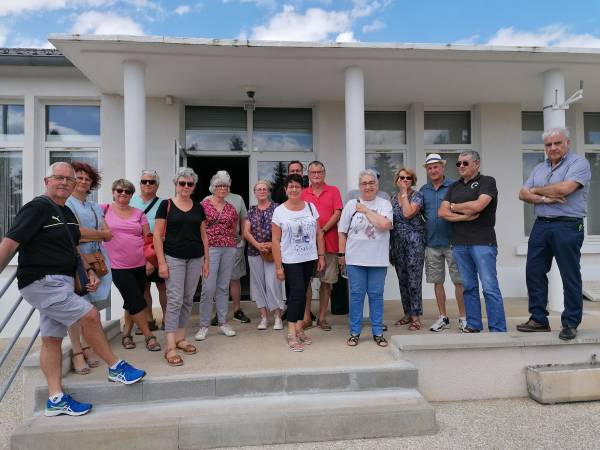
[111,266,147,315]
[283,260,316,323]
[526,219,584,328]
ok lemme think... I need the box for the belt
[537,216,582,223]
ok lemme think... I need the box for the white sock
[50,392,64,403]
[110,359,123,370]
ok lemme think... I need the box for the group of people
[0,126,590,417]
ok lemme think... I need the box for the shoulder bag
[75,205,109,277]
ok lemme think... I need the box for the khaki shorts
[425,246,462,285]
[318,253,339,284]
[230,246,247,280]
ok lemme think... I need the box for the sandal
[408,320,421,331]
[145,334,162,352]
[121,334,136,350]
[175,339,197,355]
[81,346,100,368]
[164,348,183,366]
[287,334,304,352]
[71,351,90,375]
[462,326,481,333]
[373,335,388,347]
[347,335,360,347]
[394,316,411,326]
[316,320,332,331]
[296,330,312,345]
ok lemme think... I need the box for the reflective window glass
[584,113,600,145]
[0,105,25,144]
[365,111,406,146]
[585,153,600,235]
[185,106,247,152]
[253,108,312,152]
[522,152,545,236]
[46,105,100,143]
[522,111,544,145]
[424,111,471,145]
[0,151,22,237]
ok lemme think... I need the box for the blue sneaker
[108,360,146,385]
[45,394,92,417]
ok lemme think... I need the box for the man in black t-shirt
[438,151,507,333]
[0,162,146,417]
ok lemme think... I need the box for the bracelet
[338,252,345,257]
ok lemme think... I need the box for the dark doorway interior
[188,155,251,301]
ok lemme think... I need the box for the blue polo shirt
[419,177,454,248]
[524,151,591,218]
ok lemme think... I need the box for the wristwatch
[338,252,345,257]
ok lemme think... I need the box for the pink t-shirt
[101,204,148,269]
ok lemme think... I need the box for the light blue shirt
[524,151,591,218]
[130,194,162,233]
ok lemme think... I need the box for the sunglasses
[178,181,195,187]
[140,179,157,185]
[456,161,470,167]
[115,188,133,195]
[397,176,413,181]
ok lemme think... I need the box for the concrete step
[12,388,436,450]
[33,361,418,412]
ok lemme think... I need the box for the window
[521,111,545,236]
[584,112,600,145]
[522,152,545,236]
[185,106,247,152]
[585,112,600,235]
[0,104,24,236]
[522,111,544,145]
[424,111,470,145]
[365,111,406,196]
[253,108,312,152]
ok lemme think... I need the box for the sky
[1,0,600,49]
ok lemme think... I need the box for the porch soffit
[49,35,600,107]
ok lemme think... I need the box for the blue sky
[1,0,599,49]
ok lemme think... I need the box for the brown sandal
[408,320,421,331]
[347,335,360,347]
[394,316,411,326]
[373,335,388,347]
[175,339,197,355]
[145,334,162,352]
[81,346,100,368]
[71,351,90,375]
[121,334,136,349]
[164,348,183,366]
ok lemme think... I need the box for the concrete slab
[526,360,600,404]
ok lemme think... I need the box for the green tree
[272,161,287,191]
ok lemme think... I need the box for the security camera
[246,90,256,99]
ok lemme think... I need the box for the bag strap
[307,202,314,217]
[143,196,160,215]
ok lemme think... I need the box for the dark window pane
[0,151,22,237]
[424,111,471,145]
[585,153,600,235]
[522,111,544,144]
[46,105,100,142]
[253,108,313,152]
[365,111,406,146]
[185,106,247,152]
[584,113,600,145]
[523,152,545,236]
[0,105,24,143]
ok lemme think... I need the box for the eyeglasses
[115,188,133,195]
[309,170,324,175]
[359,181,377,187]
[178,181,195,187]
[215,184,229,189]
[254,188,269,192]
[49,175,76,183]
[456,161,470,167]
[140,179,157,185]
[397,176,413,181]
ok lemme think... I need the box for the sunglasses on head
[397,176,413,181]
[140,179,157,185]
[456,161,470,167]
[178,181,195,187]
[115,188,132,195]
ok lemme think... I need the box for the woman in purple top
[243,180,284,331]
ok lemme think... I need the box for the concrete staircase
[11,362,436,449]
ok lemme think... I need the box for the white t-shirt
[272,202,320,264]
[338,197,393,267]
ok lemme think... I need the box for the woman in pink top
[102,179,161,352]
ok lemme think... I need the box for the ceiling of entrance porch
[49,35,600,108]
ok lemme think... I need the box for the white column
[542,69,565,313]
[345,66,365,190]
[123,60,146,183]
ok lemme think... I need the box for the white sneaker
[194,326,208,341]
[429,315,450,332]
[219,323,236,337]
[273,318,283,330]
[458,317,468,332]
[257,317,268,330]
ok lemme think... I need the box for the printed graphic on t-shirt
[283,216,317,257]
[349,209,383,240]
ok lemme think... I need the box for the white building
[1,36,600,335]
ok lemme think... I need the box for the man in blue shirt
[517,127,591,340]
[420,154,466,332]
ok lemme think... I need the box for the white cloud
[453,34,479,45]
[71,10,144,35]
[249,5,352,42]
[0,0,113,17]
[10,36,55,48]
[351,0,388,19]
[174,5,191,15]
[485,24,600,48]
[336,31,356,42]
[362,19,384,33]
[0,23,8,46]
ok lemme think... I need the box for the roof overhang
[49,35,600,107]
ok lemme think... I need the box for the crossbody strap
[143,196,160,215]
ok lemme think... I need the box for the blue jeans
[452,244,506,332]
[346,265,387,336]
[526,219,584,328]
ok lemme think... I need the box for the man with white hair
[517,127,591,340]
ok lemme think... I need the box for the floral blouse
[247,202,278,256]
[201,198,238,248]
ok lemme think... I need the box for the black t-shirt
[155,200,206,259]
[7,196,81,289]
[444,174,498,245]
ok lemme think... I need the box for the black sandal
[373,335,388,347]
[145,334,162,352]
[347,335,360,347]
[462,327,481,334]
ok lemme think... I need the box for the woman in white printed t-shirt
[272,174,325,352]
[338,169,393,348]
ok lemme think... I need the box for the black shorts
[146,268,165,284]
[111,266,147,315]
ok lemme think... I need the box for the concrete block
[286,370,351,392]
[527,361,600,404]
[353,366,418,390]
[143,376,215,402]
[215,372,284,397]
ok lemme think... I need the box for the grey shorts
[425,247,462,285]
[20,275,94,338]
[231,246,247,280]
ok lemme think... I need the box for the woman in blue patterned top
[390,167,425,331]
